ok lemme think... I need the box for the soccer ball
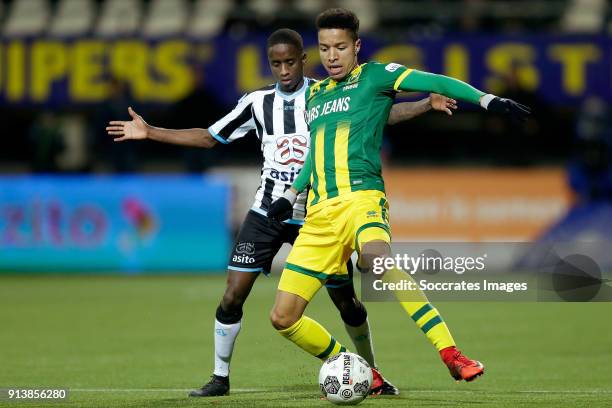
[318,352,372,405]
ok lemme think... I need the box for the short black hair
[267,28,304,51]
[315,8,359,40]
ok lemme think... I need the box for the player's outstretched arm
[397,70,531,122]
[105,107,218,148]
[387,93,457,125]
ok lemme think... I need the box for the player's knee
[216,304,243,324]
[221,287,247,312]
[333,296,355,315]
[338,299,368,327]
[269,307,298,331]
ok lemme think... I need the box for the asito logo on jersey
[274,135,308,165]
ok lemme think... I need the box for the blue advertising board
[0,34,610,107]
[0,175,231,272]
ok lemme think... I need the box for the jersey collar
[275,77,308,101]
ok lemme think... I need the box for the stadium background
[1,0,611,407]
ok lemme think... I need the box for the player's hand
[430,93,457,115]
[486,97,531,123]
[267,198,294,222]
[268,189,298,222]
[106,107,149,141]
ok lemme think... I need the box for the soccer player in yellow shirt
[267,8,530,383]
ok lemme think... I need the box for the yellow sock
[384,267,456,351]
[277,316,346,360]
[400,301,455,351]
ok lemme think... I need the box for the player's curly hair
[315,8,360,41]
[267,28,304,51]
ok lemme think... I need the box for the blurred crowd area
[0,0,610,187]
[0,0,610,38]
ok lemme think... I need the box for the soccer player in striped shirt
[267,8,530,383]
[106,28,457,396]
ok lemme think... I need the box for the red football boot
[369,367,400,396]
[440,346,484,382]
[369,367,384,395]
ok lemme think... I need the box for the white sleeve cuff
[283,189,297,204]
[480,94,496,110]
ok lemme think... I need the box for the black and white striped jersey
[209,78,314,223]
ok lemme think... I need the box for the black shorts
[227,210,352,287]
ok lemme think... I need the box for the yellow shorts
[278,190,391,301]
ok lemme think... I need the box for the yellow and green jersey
[294,62,485,207]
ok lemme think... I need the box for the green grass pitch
[1,274,611,407]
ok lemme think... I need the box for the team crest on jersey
[347,64,363,83]
[274,135,308,165]
[309,81,323,99]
